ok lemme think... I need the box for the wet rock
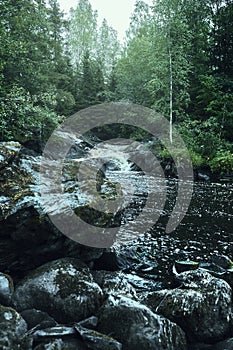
[211,255,233,270]
[188,339,233,350]
[188,343,213,350]
[32,326,76,340]
[92,271,137,299]
[0,305,31,350]
[197,172,210,182]
[94,245,145,271]
[0,272,14,305]
[0,141,21,170]
[0,139,106,274]
[21,309,57,330]
[33,337,88,350]
[75,325,122,350]
[13,258,104,323]
[142,269,232,343]
[212,338,233,350]
[97,295,187,350]
[78,316,98,329]
[123,273,160,293]
[174,260,199,274]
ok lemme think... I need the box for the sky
[57,0,152,42]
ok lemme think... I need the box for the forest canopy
[0,0,232,173]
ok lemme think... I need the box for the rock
[33,337,88,350]
[211,255,233,270]
[0,139,106,275]
[21,309,57,330]
[188,343,213,350]
[212,338,233,350]
[142,269,232,343]
[13,258,104,323]
[123,273,160,293]
[92,271,137,299]
[189,339,233,350]
[97,295,187,350]
[0,272,14,305]
[93,246,138,271]
[93,245,153,272]
[0,141,21,170]
[197,172,210,181]
[75,325,122,350]
[0,305,31,350]
[174,260,199,274]
[32,326,76,340]
[77,316,98,329]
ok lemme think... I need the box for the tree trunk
[169,46,173,144]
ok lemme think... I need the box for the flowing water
[102,163,233,286]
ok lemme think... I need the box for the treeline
[0,0,232,173]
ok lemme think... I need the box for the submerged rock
[142,269,232,343]
[13,258,104,323]
[97,295,187,350]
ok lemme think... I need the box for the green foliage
[0,86,60,143]
[176,117,233,171]
[0,0,232,177]
[208,150,233,174]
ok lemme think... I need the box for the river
[100,164,233,287]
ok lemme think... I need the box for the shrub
[208,150,233,174]
[0,86,61,143]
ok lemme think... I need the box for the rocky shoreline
[1,257,233,350]
[0,141,233,349]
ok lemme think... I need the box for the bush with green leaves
[208,150,233,174]
[174,117,233,173]
[0,86,61,144]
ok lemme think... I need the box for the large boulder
[0,139,104,275]
[97,295,187,350]
[13,258,104,323]
[142,269,232,343]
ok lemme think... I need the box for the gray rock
[0,272,14,305]
[75,325,122,350]
[21,309,57,330]
[13,258,103,323]
[32,326,76,340]
[33,337,88,350]
[211,255,233,270]
[212,338,233,350]
[78,316,98,329]
[92,271,137,299]
[142,269,232,343]
[0,141,21,170]
[0,305,31,350]
[97,295,187,350]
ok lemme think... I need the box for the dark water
[104,168,233,286]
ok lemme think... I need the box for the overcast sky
[57,0,152,42]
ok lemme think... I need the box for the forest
[0,0,232,174]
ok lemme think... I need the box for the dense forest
[0,0,232,174]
